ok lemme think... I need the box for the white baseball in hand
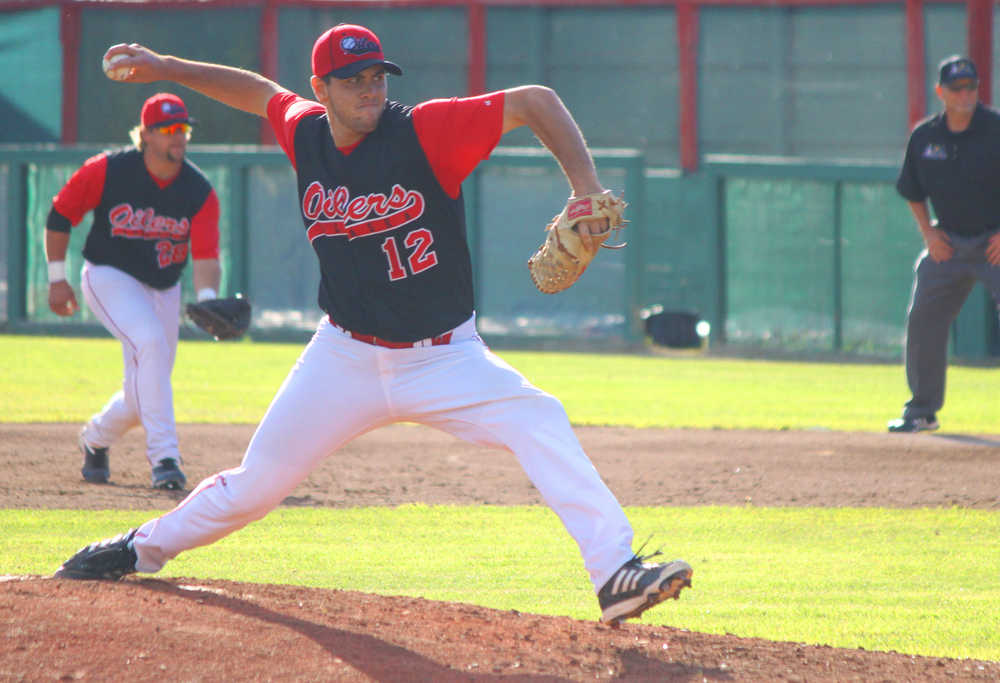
[102,53,132,81]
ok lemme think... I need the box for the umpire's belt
[329,315,477,348]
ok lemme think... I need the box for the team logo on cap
[948,61,975,78]
[161,102,184,115]
[340,36,379,56]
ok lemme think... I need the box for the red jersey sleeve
[50,152,109,226]
[189,188,220,260]
[412,91,505,198]
[267,91,326,170]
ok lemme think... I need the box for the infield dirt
[2,422,999,681]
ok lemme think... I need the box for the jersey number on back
[380,228,438,281]
[156,240,189,269]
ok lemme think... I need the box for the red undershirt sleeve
[267,91,326,171]
[189,188,220,259]
[48,153,109,230]
[412,91,506,198]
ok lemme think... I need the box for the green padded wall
[245,164,321,330]
[25,163,90,324]
[924,4,967,117]
[995,7,1000,105]
[700,8,789,156]
[840,183,923,354]
[475,159,631,342]
[0,163,9,322]
[0,7,62,142]
[641,171,717,327]
[786,7,909,157]
[701,6,909,161]
[2,3,988,168]
[184,165,235,301]
[6,147,997,357]
[76,8,263,145]
[486,8,678,166]
[724,178,837,351]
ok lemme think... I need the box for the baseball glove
[527,190,627,294]
[186,294,251,341]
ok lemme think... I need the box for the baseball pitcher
[55,24,691,625]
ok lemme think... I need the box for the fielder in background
[45,93,223,489]
[55,24,692,625]
[890,55,1000,433]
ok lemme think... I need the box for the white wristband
[197,287,218,302]
[47,261,66,283]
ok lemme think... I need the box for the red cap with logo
[311,24,402,80]
[141,93,194,128]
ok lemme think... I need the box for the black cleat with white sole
[151,458,186,490]
[598,554,692,625]
[79,429,110,484]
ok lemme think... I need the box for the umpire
[890,55,1000,432]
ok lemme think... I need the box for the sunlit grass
[2,335,997,432]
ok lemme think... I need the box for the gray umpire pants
[902,231,1000,420]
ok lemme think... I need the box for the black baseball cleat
[887,414,939,433]
[598,553,692,625]
[78,429,110,484]
[55,529,138,580]
[151,458,187,490]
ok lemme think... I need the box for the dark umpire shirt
[897,103,1000,236]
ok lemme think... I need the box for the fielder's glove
[527,190,627,294]
[186,294,251,341]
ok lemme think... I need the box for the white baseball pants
[79,261,182,466]
[133,315,635,592]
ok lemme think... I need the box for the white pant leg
[80,262,180,465]
[82,389,139,447]
[133,319,389,573]
[387,337,634,593]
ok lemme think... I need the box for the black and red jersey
[268,91,504,343]
[47,147,219,289]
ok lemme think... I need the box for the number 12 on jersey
[380,228,438,281]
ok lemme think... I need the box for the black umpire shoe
[887,414,939,433]
[55,529,138,580]
[598,553,692,625]
[151,458,187,490]
[78,429,110,484]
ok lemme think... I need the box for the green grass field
[2,335,998,661]
[3,334,999,431]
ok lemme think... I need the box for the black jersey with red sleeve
[267,91,503,342]
[47,147,219,289]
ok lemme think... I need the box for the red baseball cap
[141,93,194,128]
[311,24,402,80]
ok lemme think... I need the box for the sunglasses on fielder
[153,122,193,136]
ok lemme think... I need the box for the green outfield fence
[2,145,997,359]
[3,0,999,358]
[705,155,999,358]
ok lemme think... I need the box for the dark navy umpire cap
[938,55,978,85]
[312,24,402,80]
